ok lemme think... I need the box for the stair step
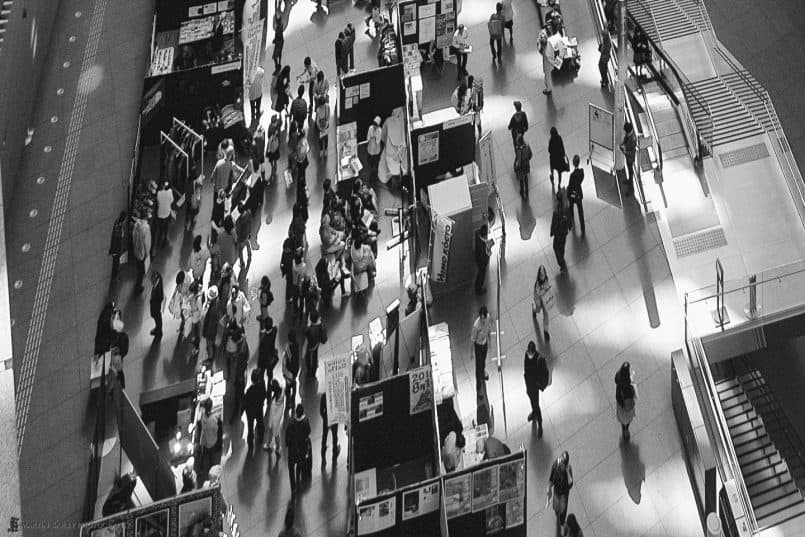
[732,423,769,448]
[724,400,754,419]
[744,460,790,487]
[662,146,689,160]
[659,132,688,152]
[752,479,799,510]
[727,407,759,428]
[757,496,805,528]
[729,417,767,439]
[739,443,778,467]
[741,452,783,478]
[748,470,794,498]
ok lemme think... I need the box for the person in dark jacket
[566,155,585,236]
[548,127,568,187]
[320,393,340,465]
[258,275,273,320]
[514,133,533,198]
[229,329,249,424]
[344,24,356,70]
[598,31,612,88]
[285,403,311,497]
[290,85,308,127]
[619,122,637,194]
[523,340,548,437]
[95,301,116,357]
[243,368,267,448]
[335,32,347,75]
[474,224,493,294]
[305,310,326,379]
[258,316,278,379]
[507,101,528,150]
[109,211,127,281]
[149,272,164,338]
[202,285,220,361]
[283,331,301,413]
[234,203,252,270]
[550,192,570,273]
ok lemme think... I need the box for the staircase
[642,84,689,161]
[0,1,11,50]
[719,71,776,132]
[627,0,699,43]
[683,77,764,148]
[716,373,805,530]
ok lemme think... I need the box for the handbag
[562,155,570,172]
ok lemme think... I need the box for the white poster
[355,468,378,504]
[402,481,440,520]
[408,366,434,415]
[418,16,436,44]
[403,20,417,35]
[357,498,396,535]
[241,0,264,91]
[478,132,496,186]
[418,3,436,18]
[417,131,439,165]
[429,213,454,283]
[323,355,351,426]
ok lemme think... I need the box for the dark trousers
[553,236,567,272]
[569,198,585,235]
[250,96,262,122]
[306,346,319,378]
[321,423,338,454]
[368,153,381,180]
[550,168,564,186]
[527,388,542,425]
[285,379,297,413]
[517,170,529,196]
[230,381,245,423]
[454,51,468,77]
[111,254,120,280]
[135,257,146,292]
[156,217,170,249]
[288,458,301,494]
[625,155,636,185]
[598,60,609,86]
[490,36,502,60]
[347,48,355,70]
[475,257,489,293]
[152,310,162,335]
[246,412,264,446]
[474,342,488,387]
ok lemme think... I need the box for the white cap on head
[374,116,381,125]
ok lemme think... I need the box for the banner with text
[324,355,351,425]
[429,212,454,283]
[409,365,434,415]
[241,0,264,91]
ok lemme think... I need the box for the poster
[498,460,525,501]
[442,0,454,13]
[91,524,124,537]
[478,132,496,186]
[358,392,383,422]
[359,82,370,99]
[241,0,264,90]
[505,498,524,529]
[324,355,351,425]
[402,3,416,22]
[417,131,439,165]
[203,2,218,14]
[403,20,417,36]
[418,3,436,18]
[485,504,506,535]
[419,16,436,44]
[178,497,213,536]
[408,366,433,415]
[402,481,440,520]
[472,465,500,512]
[429,213,454,283]
[444,474,472,519]
[188,5,203,17]
[357,498,396,535]
[346,86,360,99]
[135,508,169,537]
[355,468,378,503]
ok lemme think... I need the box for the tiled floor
[7,0,707,536]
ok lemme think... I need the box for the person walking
[548,127,568,187]
[508,101,528,150]
[202,285,221,361]
[319,392,341,466]
[274,66,292,129]
[451,24,470,79]
[195,398,222,485]
[488,4,504,62]
[451,79,471,115]
[149,271,164,338]
[344,23,356,71]
[598,31,611,88]
[514,133,533,198]
[312,70,329,111]
[474,224,494,294]
[252,124,267,186]
[264,378,285,455]
[532,265,553,340]
[366,116,383,181]
[471,306,493,388]
[271,13,285,72]
[155,182,173,251]
[315,94,331,160]
[547,451,574,536]
[244,368,267,449]
[501,0,514,44]
[258,316,278,379]
[277,508,303,537]
[615,361,638,440]
[283,332,301,413]
[230,332,250,424]
[540,27,555,95]
[248,64,265,123]
[285,403,312,498]
[258,275,274,321]
[335,32,348,75]
[523,341,549,437]
[108,211,127,281]
[550,193,570,273]
[132,213,151,295]
[567,155,586,236]
[266,114,281,183]
[234,203,253,270]
[619,122,637,195]
[296,57,319,115]
[189,235,210,284]
[290,85,308,127]
[305,310,326,379]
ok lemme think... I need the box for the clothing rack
[172,117,205,176]
[160,130,189,180]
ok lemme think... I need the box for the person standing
[471,306,493,388]
[550,193,570,273]
[474,224,494,294]
[619,122,637,195]
[285,403,312,498]
[296,57,319,114]
[252,124,267,186]
[488,4,504,62]
[523,341,549,437]
[248,64,265,123]
[258,276,274,321]
[189,235,210,285]
[264,379,285,455]
[266,114,282,183]
[294,130,310,189]
[149,271,164,338]
[367,116,383,181]
[540,27,555,95]
[271,13,285,72]
[315,94,331,160]
[320,393,341,466]
[567,155,585,236]
[132,213,151,295]
[508,101,528,150]
[501,0,514,44]
[283,332,301,413]
[274,66,292,128]
[344,23,356,71]
[305,310,326,379]
[532,265,553,340]
[547,451,574,536]
[312,70,329,110]
[155,182,173,251]
[290,85,308,127]
[195,398,222,485]
[202,285,221,361]
[615,361,638,440]
[230,332,250,424]
[108,211,127,281]
[451,24,470,79]
[548,127,568,187]
[598,31,611,88]
[234,203,253,270]
[514,133,533,198]
[335,32,347,75]
[244,368,267,449]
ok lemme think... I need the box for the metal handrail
[688,336,759,535]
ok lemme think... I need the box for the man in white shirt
[155,182,173,252]
[366,116,383,181]
[296,56,319,114]
[471,306,493,388]
[249,65,264,124]
[451,24,470,79]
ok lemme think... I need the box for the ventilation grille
[718,143,770,169]
[673,227,727,257]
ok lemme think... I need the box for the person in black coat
[523,340,548,437]
[258,316,278,379]
[548,127,568,187]
[474,224,493,294]
[285,403,311,497]
[283,331,301,414]
[550,193,570,273]
[335,32,347,75]
[566,155,585,236]
[320,393,340,465]
[149,272,164,337]
[243,368,267,448]
[109,211,127,281]
[94,301,116,357]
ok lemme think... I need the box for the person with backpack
[523,341,548,437]
[488,3,505,62]
[316,94,331,160]
[285,403,312,498]
[547,451,574,536]
[507,100,528,150]
[550,190,570,273]
[514,133,533,198]
[532,265,553,341]
[615,361,638,440]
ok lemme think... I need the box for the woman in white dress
[264,378,285,455]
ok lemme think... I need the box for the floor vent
[718,143,769,169]
[673,227,727,257]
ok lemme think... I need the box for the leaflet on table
[505,497,524,528]
[444,474,471,519]
[357,497,395,535]
[401,481,440,520]
[472,465,500,512]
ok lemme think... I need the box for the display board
[445,451,527,537]
[398,0,456,48]
[355,478,443,537]
[589,103,614,172]
[411,115,475,188]
[338,63,406,144]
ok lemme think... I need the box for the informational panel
[354,478,443,537]
[478,132,496,186]
[589,103,614,170]
[240,0,263,89]
[339,63,406,143]
[411,118,476,188]
[324,354,352,425]
[397,0,456,49]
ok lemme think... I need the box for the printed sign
[472,465,500,512]
[429,213,454,283]
[498,460,525,501]
[401,481,440,520]
[358,392,384,422]
[444,474,472,519]
[354,468,378,504]
[418,131,439,165]
[408,366,434,415]
[357,498,396,535]
[241,0,264,90]
[324,355,351,425]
